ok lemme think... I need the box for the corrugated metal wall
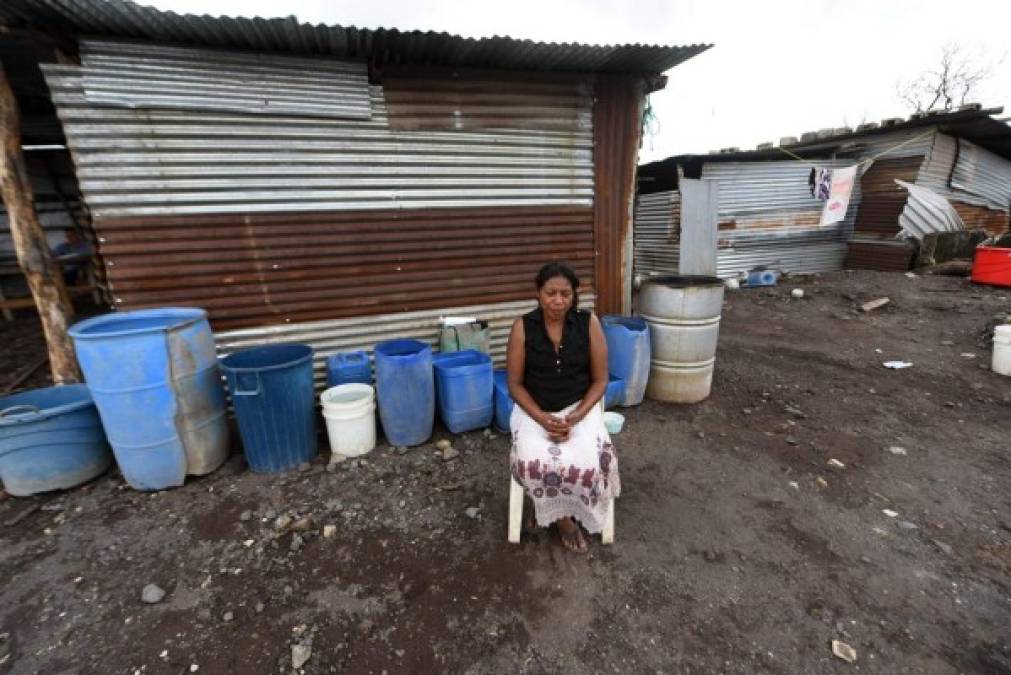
[216,294,594,392]
[594,75,644,314]
[43,73,594,217]
[79,40,372,119]
[700,160,859,277]
[951,139,1011,211]
[845,156,923,271]
[41,38,614,357]
[633,190,679,277]
[95,206,594,329]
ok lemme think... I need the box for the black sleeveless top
[522,308,591,412]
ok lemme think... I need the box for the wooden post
[0,62,80,384]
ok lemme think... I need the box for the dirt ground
[0,270,1008,675]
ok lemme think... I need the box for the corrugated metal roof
[639,106,1011,183]
[0,0,709,75]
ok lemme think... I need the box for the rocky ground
[0,270,1009,674]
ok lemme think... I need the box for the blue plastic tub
[326,351,372,387]
[604,375,626,410]
[221,344,316,473]
[0,384,113,496]
[601,315,651,407]
[493,369,513,433]
[69,308,229,491]
[374,340,434,447]
[433,350,493,433]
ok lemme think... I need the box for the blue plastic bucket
[69,308,229,491]
[221,344,316,473]
[0,384,113,496]
[433,350,493,433]
[493,369,513,433]
[374,340,434,447]
[601,315,651,407]
[325,351,372,388]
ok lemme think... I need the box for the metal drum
[639,275,725,403]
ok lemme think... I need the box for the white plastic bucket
[993,325,1011,377]
[320,383,376,457]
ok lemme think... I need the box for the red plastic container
[971,246,1011,287]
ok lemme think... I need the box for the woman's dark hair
[535,261,580,309]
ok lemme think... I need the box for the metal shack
[0,0,707,384]
[635,106,1011,278]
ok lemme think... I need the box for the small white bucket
[993,325,1011,377]
[320,383,376,457]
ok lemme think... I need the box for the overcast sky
[146,0,1011,163]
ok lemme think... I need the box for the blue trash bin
[221,344,317,473]
[374,340,434,447]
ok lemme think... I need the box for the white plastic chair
[507,398,614,545]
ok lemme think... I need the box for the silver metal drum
[639,275,724,403]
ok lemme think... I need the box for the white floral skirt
[509,401,620,534]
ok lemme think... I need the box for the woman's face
[537,275,574,319]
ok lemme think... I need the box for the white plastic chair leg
[601,498,615,545]
[507,478,524,543]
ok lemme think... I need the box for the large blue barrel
[601,315,651,406]
[69,308,229,491]
[433,350,493,433]
[605,375,626,410]
[493,369,513,433]
[221,344,316,473]
[374,340,434,447]
[326,351,372,387]
[0,384,113,496]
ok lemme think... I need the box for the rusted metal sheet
[593,75,644,314]
[97,205,595,330]
[844,241,916,271]
[852,157,924,238]
[952,202,1009,237]
[382,67,592,132]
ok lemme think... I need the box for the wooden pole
[0,62,80,384]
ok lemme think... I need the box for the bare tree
[897,43,992,113]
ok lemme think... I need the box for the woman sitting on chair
[506,261,620,552]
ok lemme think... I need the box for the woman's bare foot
[556,517,588,553]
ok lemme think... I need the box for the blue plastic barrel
[493,369,513,433]
[374,340,434,447]
[433,350,493,433]
[69,308,229,491]
[326,351,372,387]
[601,315,651,407]
[605,375,626,410]
[221,344,316,473]
[0,384,113,496]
